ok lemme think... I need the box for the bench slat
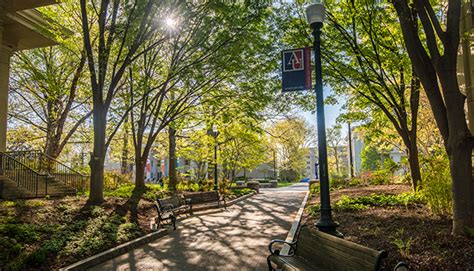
[184,191,221,204]
[297,233,382,269]
[298,239,377,270]
[270,226,386,271]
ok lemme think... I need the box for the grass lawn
[277,181,295,187]
[303,184,474,270]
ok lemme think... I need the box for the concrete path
[89,183,308,271]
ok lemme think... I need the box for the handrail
[4,150,87,192]
[42,153,87,177]
[0,152,47,197]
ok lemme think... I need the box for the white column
[0,44,12,152]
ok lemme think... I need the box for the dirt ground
[302,185,474,271]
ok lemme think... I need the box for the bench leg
[155,217,162,229]
[267,255,275,271]
[171,215,177,230]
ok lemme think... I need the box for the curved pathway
[89,183,308,271]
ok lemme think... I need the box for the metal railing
[5,150,87,192]
[0,152,46,197]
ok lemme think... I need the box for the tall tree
[327,124,345,174]
[9,45,90,159]
[279,1,423,190]
[392,0,473,235]
[271,117,313,181]
[79,0,165,203]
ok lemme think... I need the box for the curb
[225,191,256,206]
[60,192,257,270]
[186,191,257,213]
[59,229,168,271]
[281,190,309,255]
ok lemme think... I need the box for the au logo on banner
[281,48,312,92]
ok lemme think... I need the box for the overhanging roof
[3,9,59,50]
[5,0,59,12]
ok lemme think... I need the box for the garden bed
[0,185,254,270]
[303,184,474,270]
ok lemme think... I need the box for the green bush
[420,155,452,216]
[102,184,167,201]
[280,169,300,182]
[330,174,349,190]
[339,193,423,208]
[315,193,425,214]
[334,197,368,211]
[309,184,320,195]
[306,204,321,217]
[104,171,132,190]
[230,188,253,197]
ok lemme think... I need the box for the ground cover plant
[303,185,474,270]
[0,196,152,270]
[0,181,254,270]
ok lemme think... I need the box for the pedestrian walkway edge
[281,190,309,255]
[59,229,168,271]
[226,191,256,206]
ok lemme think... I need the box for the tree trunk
[440,71,474,234]
[168,127,177,191]
[450,140,474,234]
[88,108,106,204]
[44,133,60,159]
[407,141,421,190]
[121,114,130,174]
[135,157,145,189]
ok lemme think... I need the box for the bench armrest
[394,262,409,271]
[268,239,297,256]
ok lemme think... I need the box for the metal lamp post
[306,0,342,237]
[208,124,219,191]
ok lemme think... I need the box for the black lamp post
[306,0,342,237]
[208,124,219,191]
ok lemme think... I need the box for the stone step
[0,175,76,199]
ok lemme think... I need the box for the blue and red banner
[281,47,312,92]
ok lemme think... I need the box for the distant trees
[326,125,346,175]
[9,47,90,159]
[270,117,313,182]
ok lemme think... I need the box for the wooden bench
[268,226,408,271]
[154,195,191,230]
[183,191,226,210]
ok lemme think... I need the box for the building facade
[0,1,60,151]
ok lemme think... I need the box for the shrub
[306,204,321,217]
[280,169,300,182]
[420,155,452,216]
[330,174,349,190]
[334,196,368,211]
[230,188,253,197]
[309,183,320,195]
[104,171,132,190]
[103,184,167,201]
[329,193,424,213]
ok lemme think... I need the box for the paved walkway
[89,183,308,271]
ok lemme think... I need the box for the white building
[304,147,318,179]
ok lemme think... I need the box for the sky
[298,86,348,147]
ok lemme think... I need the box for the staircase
[0,151,87,199]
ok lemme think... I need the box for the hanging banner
[281,47,312,92]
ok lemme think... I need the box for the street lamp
[306,0,343,237]
[208,124,219,191]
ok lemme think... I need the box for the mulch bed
[302,184,474,270]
